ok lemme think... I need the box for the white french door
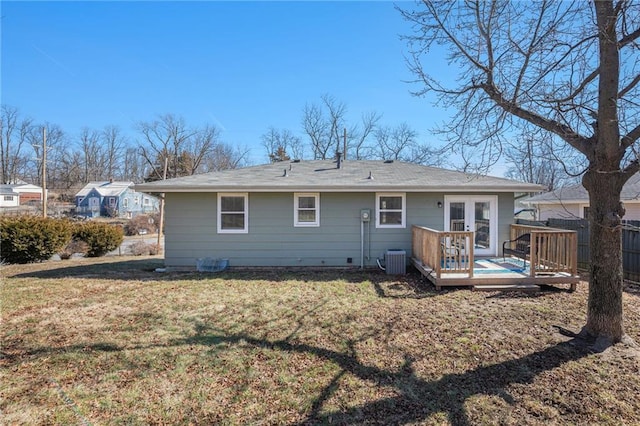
[444,195,498,256]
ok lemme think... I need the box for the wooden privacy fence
[508,224,578,277]
[412,226,474,278]
[533,218,640,282]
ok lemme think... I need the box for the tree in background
[261,127,303,162]
[138,114,247,181]
[375,122,445,166]
[505,130,584,191]
[302,94,380,160]
[0,105,32,184]
[201,143,248,172]
[101,125,127,180]
[401,0,640,345]
[27,122,65,189]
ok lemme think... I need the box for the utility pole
[42,127,47,218]
[343,128,347,160]
[156,156,168,252]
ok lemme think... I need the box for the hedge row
[0,216,124,264]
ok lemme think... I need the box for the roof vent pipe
[283,169,288,177]
[368,171,374,180]
[336,152,342,169]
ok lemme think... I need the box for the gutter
[134,184,544,194]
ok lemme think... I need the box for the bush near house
[124,214,159,236]
[129,241,161,256]
[73,222,124,257]
[58,239,90,260]
[0,216,72,264]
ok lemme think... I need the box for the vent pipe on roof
[283,169,288,177]
[336,152,342,169]
[368,171,374,180]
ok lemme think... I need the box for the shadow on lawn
[175,323,592,425]
[8,258,439,297]
[2,317,592,425]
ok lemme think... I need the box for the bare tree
[123,146,146,183]
[137,114,246,181]
[302,102,331,159]
[375,122,417,160]
[182,125,222,175]
[78,127,105,182]
[400,0,640,344]
[374,122,443,165]
[350,111,382,160]
[302,94,383,160]
[101,125,126,180]
[27,123,65,189]
[261,127,304,162]
[201,143,249,172]
[57,150,84,190]
[0,106,32,184]
[505,130,582,191]
[137,114,200,181]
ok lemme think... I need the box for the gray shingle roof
[76,181,133,197]
[134,160,542,193]
[0,185,20,196]
[525,173,640,204]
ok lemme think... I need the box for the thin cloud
[31,44,76,77]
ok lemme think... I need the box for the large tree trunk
[582,169,626,344]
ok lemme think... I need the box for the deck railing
[412,224,578,279]
[508,224,578,277]
[412,225,474,278]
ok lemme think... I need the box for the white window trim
[123,198,129,208]
[217,192,249,234]
[376,193,406,229]
[294,193,320,227]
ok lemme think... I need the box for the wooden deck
[411,224,580,291]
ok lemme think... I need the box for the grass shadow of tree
[175,322,593,425]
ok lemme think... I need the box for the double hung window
[376,193,405,228]
[294,193,319,227]
[218,193,248,233]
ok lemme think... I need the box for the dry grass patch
[2,257,639,424]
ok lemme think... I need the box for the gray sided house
[135,160,542,269]
[75,181,160,218]
[523,173,640,221]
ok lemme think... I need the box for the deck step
[472,284,540,292]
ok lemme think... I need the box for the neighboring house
[75,181,160,218]
[0,185,20,208]
[135,159,542,268]
[11,183,44,205]
[0,182,45,208]
[523,173,640,221]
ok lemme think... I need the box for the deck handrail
[412,225,474,278]
[509,224,578,277]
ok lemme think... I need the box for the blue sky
[2,1,454,166]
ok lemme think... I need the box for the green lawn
[2,256,639,425]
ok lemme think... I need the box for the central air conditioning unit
[385,249,406,275]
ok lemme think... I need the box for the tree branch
[481,81,590,154]
[621,123,640,150]
[618,73,640,99]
